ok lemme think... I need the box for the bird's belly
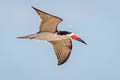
[35,32,69,41]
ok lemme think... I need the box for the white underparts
[35,32,71,41]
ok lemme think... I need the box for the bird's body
[35,32,71,41]
[19,31,72,41]
[17,7,87,65]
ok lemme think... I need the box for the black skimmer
[17,7,87,65]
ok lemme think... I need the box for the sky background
[0,0,120,80]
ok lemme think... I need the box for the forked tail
[17,34,35,39]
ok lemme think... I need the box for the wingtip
[57,61,66,66]
[57,63,63,66]
[32,6,36,10]
[32,6,39,11]
[31,6,63,21]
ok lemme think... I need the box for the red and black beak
[76,38,87,45]
[71,34,87,45]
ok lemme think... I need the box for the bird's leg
[29,35,36,40]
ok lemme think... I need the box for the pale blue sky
[0,0,120,80]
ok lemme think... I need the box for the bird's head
[57,31,87,45]
[69,33,87,45]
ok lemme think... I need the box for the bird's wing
[32,7,63,33]
[49,39,72,65]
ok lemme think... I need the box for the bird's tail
[17,34,35,39]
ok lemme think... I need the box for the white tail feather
[17,35,30,39]
[17,34,35,39]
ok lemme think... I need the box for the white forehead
[68,33,74,37]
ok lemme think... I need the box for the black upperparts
[57,31,72,35]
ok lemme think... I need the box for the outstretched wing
[49,39,72,65]
[32,7,63,33]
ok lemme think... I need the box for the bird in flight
[17,7,87,66]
